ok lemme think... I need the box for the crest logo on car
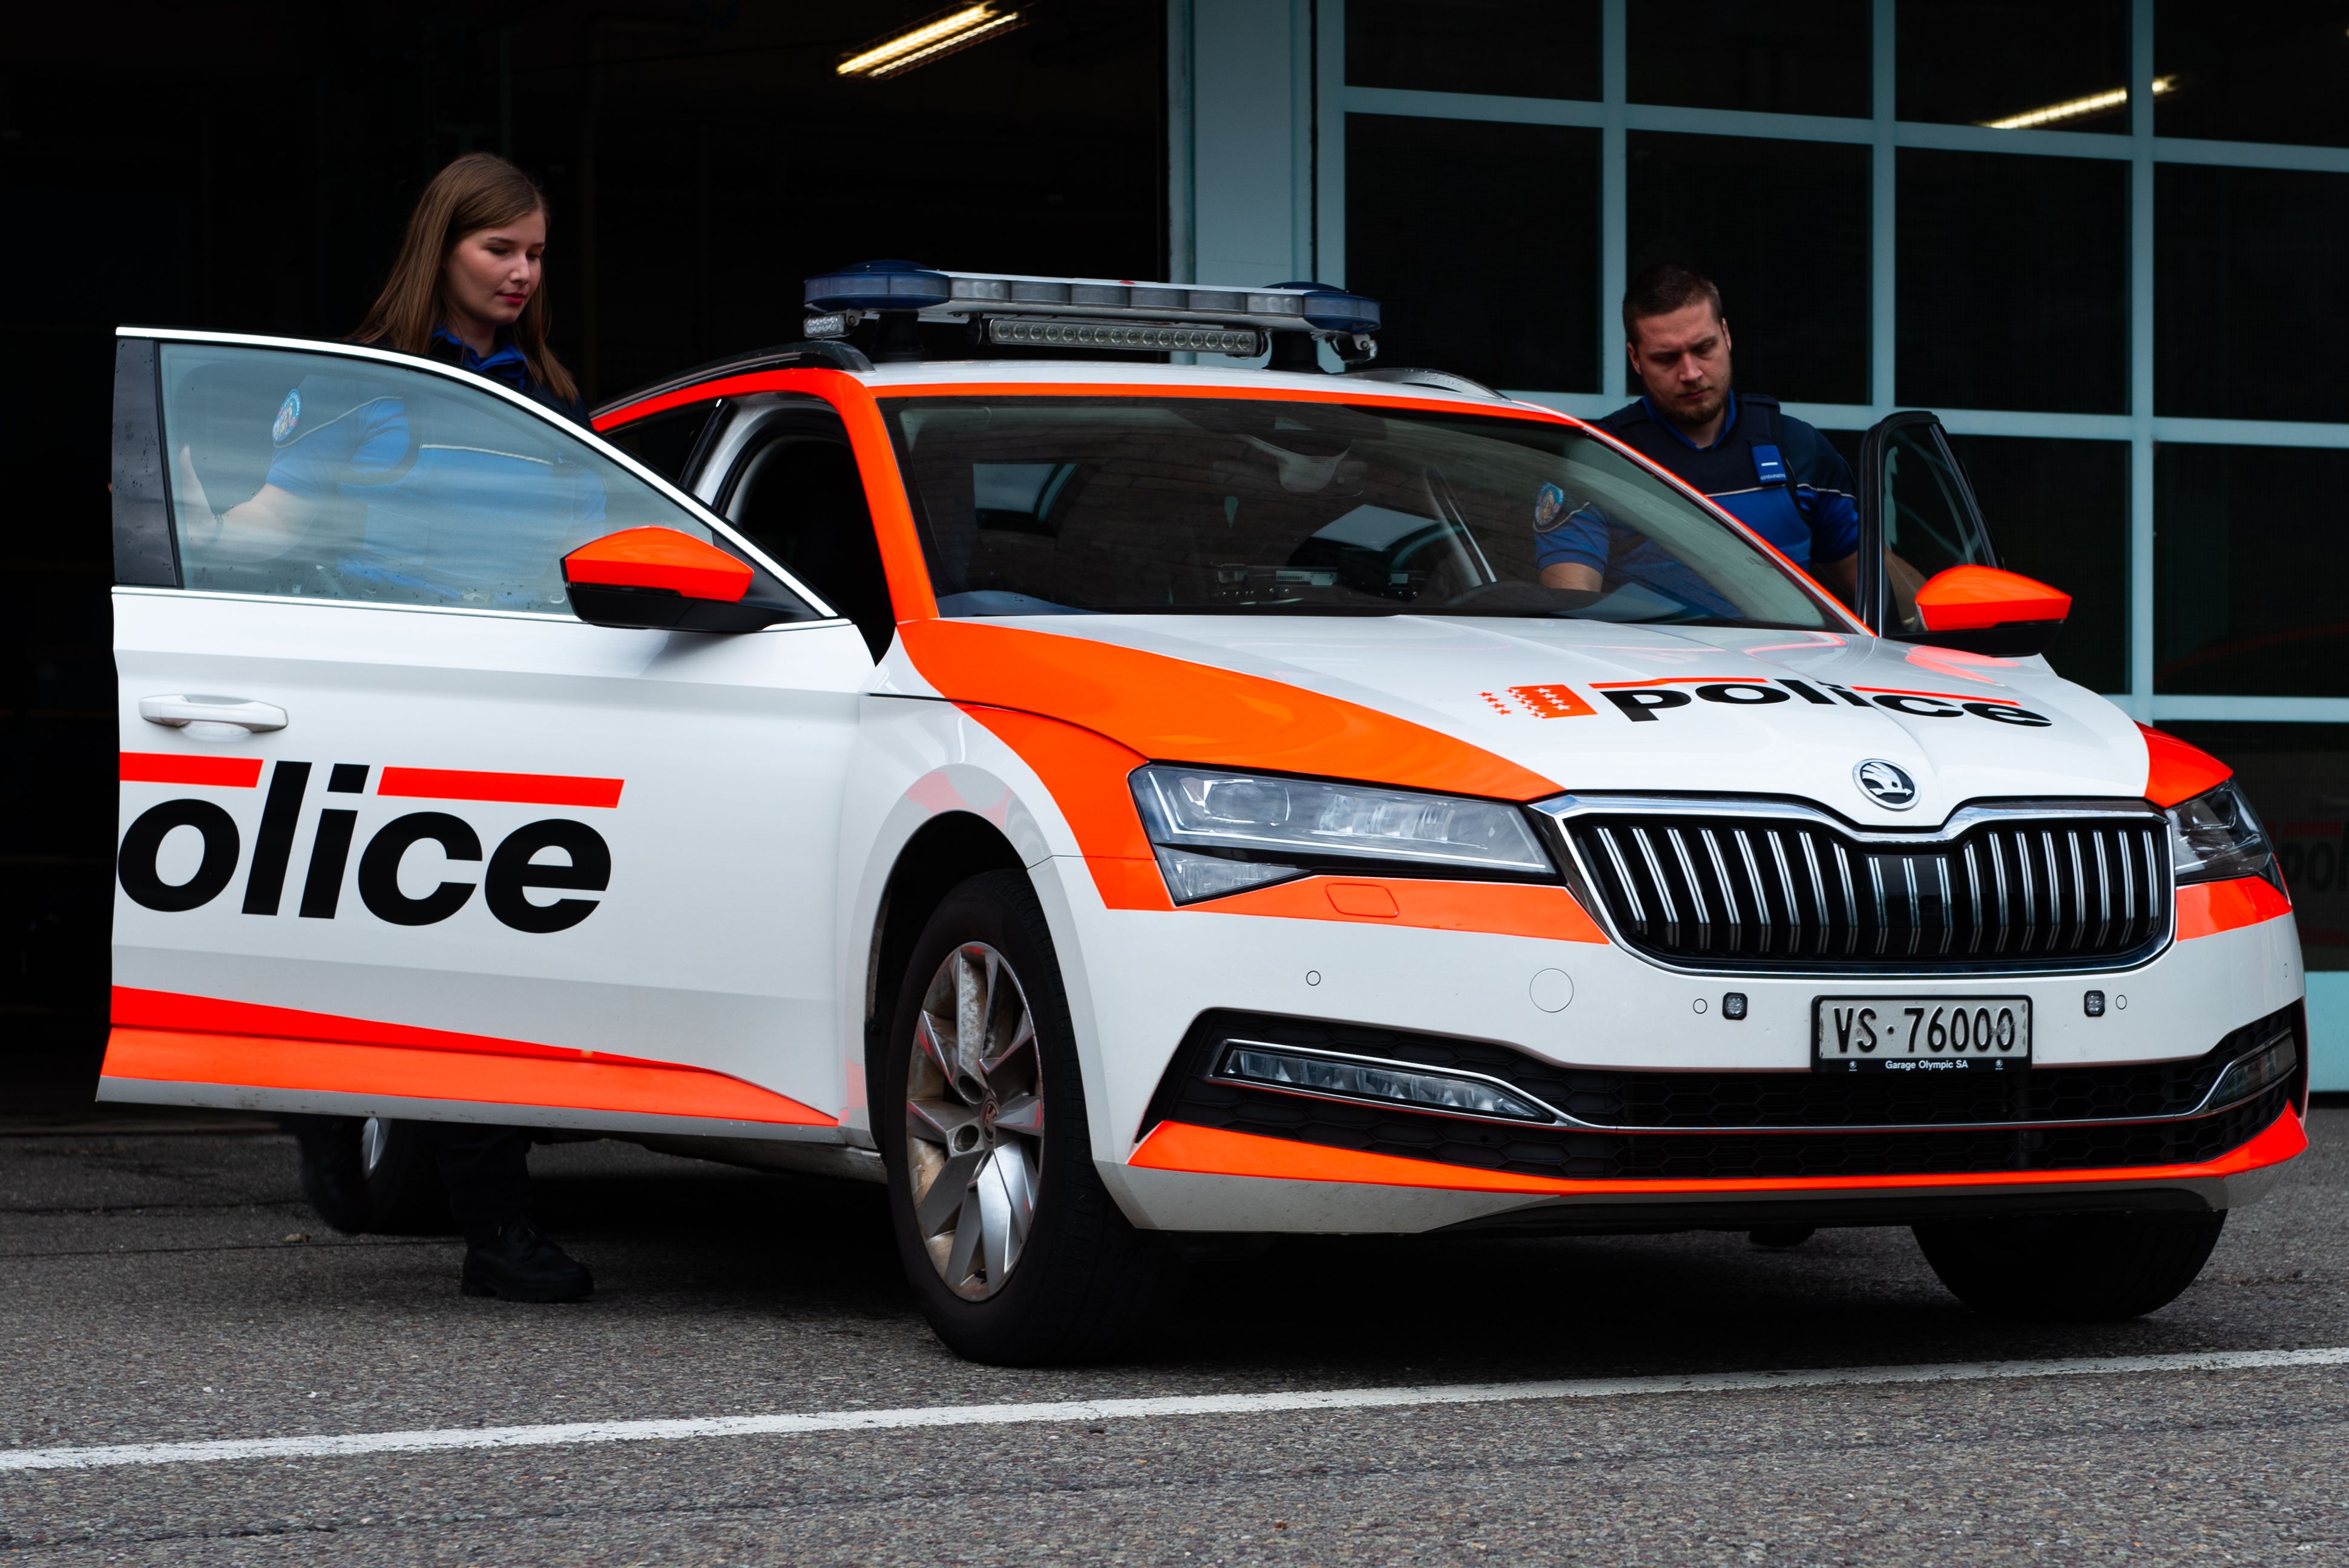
[1854,759,1919,810]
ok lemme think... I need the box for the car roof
[595,347,1545,424]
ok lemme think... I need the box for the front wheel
[1914,1211,2226,1320]
[879,869,1177,1365]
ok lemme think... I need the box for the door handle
[139,695,289,733]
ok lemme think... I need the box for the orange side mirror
[561,527,785,632]
[1908,565,2071,657]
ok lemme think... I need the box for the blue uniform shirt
[1536,392,1860,576]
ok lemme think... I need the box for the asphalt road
[4,1110,2347,1564]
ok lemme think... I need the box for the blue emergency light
[803,260,1381,362]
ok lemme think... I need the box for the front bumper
[1045,858,2308,1235]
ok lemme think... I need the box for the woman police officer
[208,153,597,1302]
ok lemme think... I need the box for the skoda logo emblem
[1855,759,1918,810]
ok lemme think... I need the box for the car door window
[160,344,714,613]
[1864,415,1997,637]
[720,425,896,657]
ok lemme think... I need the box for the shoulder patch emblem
[272,390,302,444]
[1532,481,1568,531]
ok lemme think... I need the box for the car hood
[893,614,2151,829]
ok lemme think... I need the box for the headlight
[2166,779,2279,888]
[1130,764,1552,905]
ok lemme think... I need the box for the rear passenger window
[722,428,896,658]
[160,344,713,613]
[602,401,720,484]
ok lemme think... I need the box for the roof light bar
[838,5,1023,80]
[1981,74,2175,131]
[988,318,1266,356]
[803,264,1382,361]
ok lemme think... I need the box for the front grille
[1560,807,2171,972]
[1142,1009,2302,1185]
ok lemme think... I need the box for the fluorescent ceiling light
[838,5,1023,79]
[1981,74,2176,131]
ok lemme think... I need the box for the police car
[106,263,2304,1363]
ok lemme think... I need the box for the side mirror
[561,527,784,632]
[1907,565,2071,657]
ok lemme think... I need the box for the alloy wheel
[904,941,1045,1300]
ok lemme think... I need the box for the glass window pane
[159,344,711,612]
[1897,0,2132,134]
[1943,435,2130,694]
[2155,1,2349,148]
[2156,163,2349,424]
[602,401,719,483]
[2158,723,2349,972]
[1629,0,1871,117]
[1897,149,2129,413]
[1628,133,1870,405]
[1347,115,1599,391]
[1346,0,1600,100]
[2155,443,2349,697]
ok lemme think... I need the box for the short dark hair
[1622,262,1724,340]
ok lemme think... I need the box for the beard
[1655,378,1730,430]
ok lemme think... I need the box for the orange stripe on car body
[2177,876,2295,939]
[102,1030,832,1127]
[954,703,1171,910]
[1184,875,1607,941]
[377,767,625,809]
[103,987,834,1126]
[2139,723,2232,809]
[905,620,1560,802]
[120,752,263,788]
[1130,1106,2308,1196]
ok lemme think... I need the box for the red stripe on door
[119,752,265,788]
[377,767,624,809]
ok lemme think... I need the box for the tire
[359,1117,458,1234]
[878,869,1179,1365]
[1914,1210,2226,1321]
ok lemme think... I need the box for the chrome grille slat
[1766,832,1799,959]
[1667,829,1710,948]
[1700,830,1740,952]
[1799,834,1828,958]
[1963,842,1985,955]
[1632,828,1678,946]
[1565,807,2172,973]
[1834,844,1859,957]
[1597,828,1644,928]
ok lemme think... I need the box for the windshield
[884,396,1845,630]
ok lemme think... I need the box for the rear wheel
[879,869,1177,1365]
[1914,1211,2226,1320]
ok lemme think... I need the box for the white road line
[6,1345,2345,1475]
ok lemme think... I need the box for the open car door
[104,329,873,1146]
[1856,411,2000,638]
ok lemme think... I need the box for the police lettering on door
[116,757,616,933]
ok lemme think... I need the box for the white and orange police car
[106,263,2304,1362]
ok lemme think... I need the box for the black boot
[461,1222,594,1302]
[284,1115,370,1235]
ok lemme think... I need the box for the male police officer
[1539,263,1861,609]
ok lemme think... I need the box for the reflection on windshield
[887,398,1839,631]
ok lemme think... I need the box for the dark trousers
[419,1122,536,1243]
[286,1114,534,1241]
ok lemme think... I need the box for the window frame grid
[1318,0,2349,724]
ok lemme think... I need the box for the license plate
[1813,997,2032,1072]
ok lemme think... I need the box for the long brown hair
[352,153,578,404]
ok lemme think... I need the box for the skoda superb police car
[106,263,2304,1363]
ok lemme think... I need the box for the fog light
[2202,1028,2298,1112]
[1215,1042,1557,1123]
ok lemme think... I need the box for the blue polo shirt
[1536,392,1861,576]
